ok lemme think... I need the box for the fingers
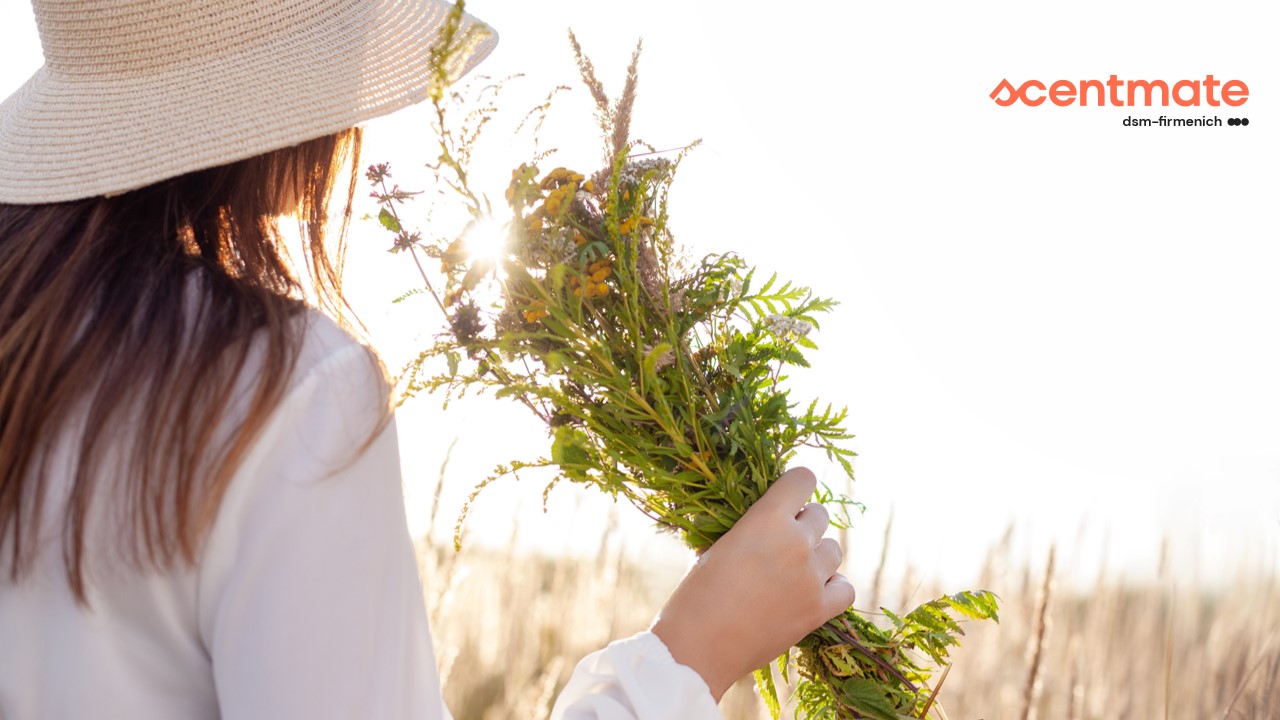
[795,502,829,542]
[814,536,842,576]
[753,466,816,516]
[821,573,857,619]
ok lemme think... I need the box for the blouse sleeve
[551,632,722,720]
[195,340,451,720]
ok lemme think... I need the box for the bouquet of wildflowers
[371,6,997,718]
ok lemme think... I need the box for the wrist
[650,615,734,702]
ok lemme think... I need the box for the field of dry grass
[416,529,1279,720]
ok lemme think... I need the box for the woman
[0,1,855,718]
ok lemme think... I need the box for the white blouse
[0,312,721,720]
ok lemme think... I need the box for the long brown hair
[0,127,365,601]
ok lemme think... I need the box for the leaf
[551,425,591,468]
[882,607,906,631]
[494,385,525,400]
[549,262,569,293]
[947,590,1001,623]
[543,351,569,373]
[754,667,781,720]
[502,257,533,283]
[820,644,861,678]
[378,208,401,233]
[461,258,493,291]
[392,287,424,304]
[642,342,673,379]
[838,677,903,720]
[446,351,460,376]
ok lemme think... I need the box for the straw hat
[0,0,497,204]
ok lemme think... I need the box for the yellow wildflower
[544,186,569,214]
[524,209,544,235]
[540,167,584,190]
[523,300,548,323]
[617,216,652,236]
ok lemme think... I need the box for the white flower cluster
[762,313,813,340]
[527,225,577,266]
[721,274,744,300]
[617,157,671,187]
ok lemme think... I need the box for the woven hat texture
[0,0,497,204]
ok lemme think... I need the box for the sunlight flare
[462,216,510,267]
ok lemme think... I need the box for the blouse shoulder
[291,310,389,394]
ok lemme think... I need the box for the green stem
[821,621,919,694]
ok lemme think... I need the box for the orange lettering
[1222,80,1248,106]
[1107,75,1124,105]
[1049,80,1076,106]
[1171,80,1200,107]
[1128,80,1170,106]
[989,79,1018,107]
[1078,79,1105,106]
[1203,74,1222,106]
[1020,80,1047,107]
[992,75,1247,107]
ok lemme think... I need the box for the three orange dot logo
[991,75,1249,107]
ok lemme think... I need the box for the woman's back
[0,307,452,719]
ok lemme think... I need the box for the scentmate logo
[991,75,1249,107]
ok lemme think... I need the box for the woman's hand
[649,467,855,701]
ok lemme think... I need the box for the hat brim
[0,0,497,204]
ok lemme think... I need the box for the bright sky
[3,1,1277,592]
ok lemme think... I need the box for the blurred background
[3,0,1277,717]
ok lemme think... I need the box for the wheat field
[414,522,1279,720]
